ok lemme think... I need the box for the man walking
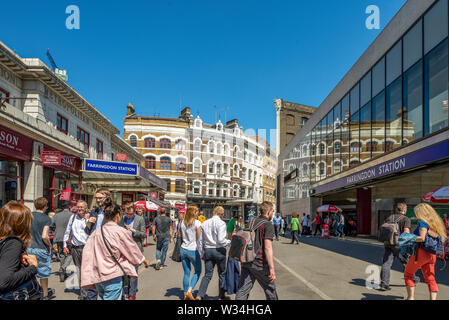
[313,213,322,237]
[235,201,278,300]
[63,200,90,300]
[120,203,147,300]
[272,213,283,241]
[196,206,231,300]
[28,197,55,300]
[301,213,308,236]
[152,208,173,270]
[52,202,73,282]
[379,202,418,291]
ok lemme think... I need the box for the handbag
[422,232,443,255]
[100,225,130,288]
[0,237,42,300]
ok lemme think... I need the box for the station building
[279,0,449,235]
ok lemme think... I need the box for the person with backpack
[0,201,40,300]
[81,198,150,300]
[235,201,278,300]
[290,213,300,244]
[379,202,413,291]
[404,203,447,300]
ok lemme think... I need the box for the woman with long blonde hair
[180,205,202,300]
[404,203,447,300]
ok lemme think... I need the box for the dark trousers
[380,246,407,287]
[314,224,322,236]
[197,248,227,299]
[56,241,72,274]
[72,245,97,300]
[235,264,278,300]
[291,230,300,244]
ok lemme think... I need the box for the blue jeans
[0,281,32,300]
[274,224,281,239]
[95,277,123,300]
[180,248,202,293]
[337,224,345,236]
[156,238,170,265]
[124,266,139,297]
[197,247,227,298]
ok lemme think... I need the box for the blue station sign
[84,159,138,176]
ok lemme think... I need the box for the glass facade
[282,0,449,205]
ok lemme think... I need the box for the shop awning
[81,159,167,191]
[149,197,174,210]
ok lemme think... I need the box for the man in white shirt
[196,206,231,300]
[63,200,90,300]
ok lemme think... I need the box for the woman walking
[404,203,447,300]
[81,199,150,300]
[290,213,300,244]
[180,205,202,300]
[0,201,40,300]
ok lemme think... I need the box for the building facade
[279,0,449,235]
[124,106,277,220]
[0,41,165,211]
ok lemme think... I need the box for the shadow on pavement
[361,293,404,300]
[164,287,185,300]
[282,233,449,287]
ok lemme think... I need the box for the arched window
[311,145,316,156]
[216,163,222,175]
[367,141,378,152]
[385,141,394,152]
[233,165,239,177]
[334,142,341,153]
[160,139,171,149]
[319,143,326,155]
[160,157,171,170]
[302,145,308,157]
[208,161,215,174]
[194,140,201,151]
[319,163,325,176]
[208,183,215,196]
[234,146,239,157]
[208,141,215,153]
[193,181,201,194]
[303,164,308,176]
[175,139,186,150]
[144,138,155,148]
[145,156,156,169]
[176,158,186,171]
[129,135,137,147]
[333,161,342,174]
[194,159,202,173]
[242,168,247,180]
[350,142,362,153]
[233,185,239,197]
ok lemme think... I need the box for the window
[194,159,202,173]
[372,58,385,97]
[56,114,68,134]
[350,142,362,153]
[77,127,90,153]
[386,77,403,152]
[217,163,222,175]
[175,139,186,150]
[223,163,229,176]
[341,95,350,122]
[209,141,215,153]
[193,181,201,194]
[387,41,402,85]
[372,91,386,152]
[145,156,156,169]
[367,141,378,152]
[129,135,137,147]
[176,158,186,171]
[164,179,171,192]
[385,141,394,152]
[424,0,448,54]
[233,185,239,197]
[224,144,229,155]
[175,180,185,193]
[360,102,372,162]
[160,139,171,149]
[161,157,171,170]
[404,20,423,72]
[208,162,215,174]
[145,138,155,148]
[96,139,103,160]
[334,142,341,153]
[333,161,342,174]
[319,163,325,176]
[217,144,222,155]
[194,140,201,151]
[404,61,423,141]
[360,72,372,106]
[349,160,360,168]
[233,165,239,177]
[319,143,326,155]
[301,117,308,126]
[242,168,247,180]
[425,40,448,135]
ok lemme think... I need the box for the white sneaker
[156,260,161,270]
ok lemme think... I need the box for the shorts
[28,248,51,279]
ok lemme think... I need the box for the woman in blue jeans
[180,206,202,300]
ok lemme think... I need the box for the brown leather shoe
[218,296,231,300]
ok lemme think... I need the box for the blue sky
[2,0,406,148]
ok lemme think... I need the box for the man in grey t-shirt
[152,208,173,270]
[51,202,74,282]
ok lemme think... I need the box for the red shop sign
[175,203,185,210]
[115,153,127,161]
[41,151,62,165]
[0,125,33,161]
[150,192,158,200]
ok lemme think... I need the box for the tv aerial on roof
[46,49,68,82]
